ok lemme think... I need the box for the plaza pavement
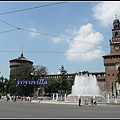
[31,99,120,106]
[0,99,120,118]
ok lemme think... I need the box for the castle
[9,16,120,98]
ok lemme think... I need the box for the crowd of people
[1,95,32,102]
[1,95,98,107]
[78,97,97,107]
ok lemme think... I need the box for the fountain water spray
[67,73,104,102]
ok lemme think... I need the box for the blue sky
[0,1,119,79]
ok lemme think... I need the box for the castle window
[115,32,118,37]
[113,74,114,76]
[108,74,110,76]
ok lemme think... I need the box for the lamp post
[4,85,6,94]
[30,72,34,97]
[31,73,33,80]
[37,88,40,97]
[58,80,63,101]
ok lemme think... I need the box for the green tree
[33,65,48,78]
[3,78,9,95]
[32,65,48,96]
[0,80,4,93]
[38,65,74,97]
[11,63,33,80]
[58,65,68,95]
[0,75,4,82]
[9,63,34,96]
[66,79,74,94]
[58,65,75,95]
[0,76,8,94]
[59,65,67,79]
[43,78,57,96]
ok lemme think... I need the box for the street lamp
[31,73,33,80]
[4,85,6,94]
[57,80,64,101]
[37,87,40,97]
[30,72,34,97]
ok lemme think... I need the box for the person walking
[78,97,81,107]
[93,99,97,105]
[91,98,93,106]
[84,98,88,105]
[6,95,9,102]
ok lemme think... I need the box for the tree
[31,65,48,96]
[43,78,57,96]
[9,63,34,96]
[38,65,74,97]
[0,75,4,82]
[58,65,68,95]
[0,80,4,93]
[9,63,49,97]
[0,76,8,95]
[33,65,48,78]
[59,65,67,79]
[11,63,33,80]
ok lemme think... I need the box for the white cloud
[51,34,70,43]
[65,23,105,62]
[92,1,120,27]
[52,26,77,43]
[52,37,62,43]
[29,28,40,37]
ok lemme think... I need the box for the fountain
[67,73,105,103]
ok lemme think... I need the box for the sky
[0,1,120,79]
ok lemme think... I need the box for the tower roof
[9,53,33,64]
[113,14,119,24]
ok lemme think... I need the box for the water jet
[67,73,105,102]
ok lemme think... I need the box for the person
[93,99,97,105]
[6,95,9,102]
[78,97,81,107]
[84,98,88,105]
[91,98,93,106]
